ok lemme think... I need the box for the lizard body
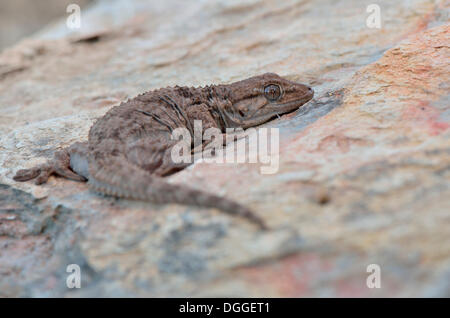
[13,73,313,229]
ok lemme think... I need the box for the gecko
[13,73,314,230]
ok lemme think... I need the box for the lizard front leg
[13,142,89,184]
[192,128,254,155]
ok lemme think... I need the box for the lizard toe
[13,167,41,182]
[34,167,53,185]
[54,167,87,182]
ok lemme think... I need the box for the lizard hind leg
[13,142,88,185]
[153,147,192,177]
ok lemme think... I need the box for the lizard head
[223,73,314,128]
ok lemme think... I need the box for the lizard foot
[13,150,86,185]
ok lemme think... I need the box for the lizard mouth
[223,90,314,128]
[249,95,314,125]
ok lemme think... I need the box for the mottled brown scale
[13,73,314,230]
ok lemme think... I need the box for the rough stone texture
[0,0,449,297]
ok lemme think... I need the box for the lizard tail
[87,156,267,230]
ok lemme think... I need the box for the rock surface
[0,0,449,297]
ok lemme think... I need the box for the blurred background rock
[0,0,93,51]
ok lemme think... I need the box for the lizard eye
[264,84,281,101]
